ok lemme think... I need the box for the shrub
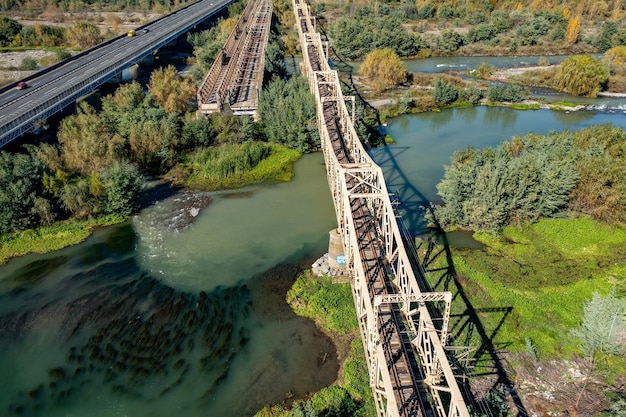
[101,161,143,217]
[20,57,37,70]
[358,48,407,93]
[487,84,524,102]
[467,24,496,43]
[435,30,466,55]
[433,78,459,105]
[554,55,609,97]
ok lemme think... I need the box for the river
[372,107,626,236]
[0,154,338,417]
[2,55,626,416]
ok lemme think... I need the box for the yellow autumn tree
[566,15,580,44]
[358,48,406,93]
[148,65,197,114]
[554,55,609,97]
[563,7,570,18]
[605,45,626,66]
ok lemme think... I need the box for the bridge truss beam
[291,1,471,417]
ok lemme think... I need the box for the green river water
[1,104,626,416]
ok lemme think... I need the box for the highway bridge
[292,1,471,416]
[0,0,236,148]
[197,0,271,116]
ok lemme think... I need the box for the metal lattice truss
[292,1,470,416]
[197,0,271,116]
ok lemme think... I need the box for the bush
[258,76,319,152]
[358,48,407,93]
[20,57,37,70]
[101,161,143,217]
[329,15,419,59]
[467,24,496,43]
[487,84,524,102]
[435,30,466,55]
[554,55,609,97]
[433,78,459,105]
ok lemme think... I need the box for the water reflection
[374,107,626,236]
[0,154,339,417]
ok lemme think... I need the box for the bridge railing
[292,1,470,416]
[1,0,236,147]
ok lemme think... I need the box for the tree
[436,30,466,55]
[66,22,103,49]
[101,161,143,217]
[565,15,580,44]
[329,15,418,60]
[264,39,287,79]
[358,48,407,93]
[0,15,21,46]
[570,291,626,409]
[0,151,45,234]
[258,76,319,152]
[148,65,196,114]
[433,78,458,105]
[58,101,119,175]
[605,45,626,66]
[554,55,609,97]
[487,84,524,102]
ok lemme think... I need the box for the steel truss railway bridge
[291,1,471,416]
[197,0,272,116]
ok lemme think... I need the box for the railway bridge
[291,1,471,416]
[196,0,272,117]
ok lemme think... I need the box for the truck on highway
[127,30,135,37]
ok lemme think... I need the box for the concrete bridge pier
[328,228,347,271]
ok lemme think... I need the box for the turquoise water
[0,154,339,417]
[372,107,626,234]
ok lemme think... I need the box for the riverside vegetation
[2,1,626,416]
[316,2,626,413]
[0,1,321,263]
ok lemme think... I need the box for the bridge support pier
[327,228,347,271]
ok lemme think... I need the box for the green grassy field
[424,217,626,362]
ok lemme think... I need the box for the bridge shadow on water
[373,144,530,417]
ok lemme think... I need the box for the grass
[266,270,376,417]
[510,103,540,110]
[183,144,302,190]
[0,214,126,265]
[424,217,626,361]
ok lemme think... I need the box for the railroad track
[292,0,470,416]
[197,0,271,115]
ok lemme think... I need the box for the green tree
[264,38,287,79]
[101,161,143,217]
[258,76,319,152]
[181,116,215,149]
[435,30,466,55]
[571,291,625,357]
[358,48,407,93]
[0,151,45,234]
[329,15,418,60]
[433,78,458,105]
[487,84,524,102]
[467,24,496,43]
[58,101,119,175]
[0,15,21,46]
[554,55,609,97]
